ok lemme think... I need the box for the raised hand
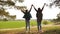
[31,4,37,11]
[31,4,33,6]
[44,3,46,5]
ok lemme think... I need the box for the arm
[21,10,25,14]
[42,3,46,11]
[32,5,38,11]
[29,5,32,12]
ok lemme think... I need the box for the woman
[21,6,32,32]
[32,3,46,32]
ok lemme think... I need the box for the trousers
[25,19,30,31]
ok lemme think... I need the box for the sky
[7,0,60,19]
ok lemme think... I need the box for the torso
[23,12,32,20]
[36,10,43,19]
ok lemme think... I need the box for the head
[38,8,41,10]
[25,10,28,12]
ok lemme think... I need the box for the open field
[0,20,59,34]
[0,20,53,29]
[0,25,60,34]
[0,20,37,29]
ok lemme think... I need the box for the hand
[31,4,33,6]
[44,3,46,5]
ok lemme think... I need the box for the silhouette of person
[32,3,46,32]
[21,5,32,32]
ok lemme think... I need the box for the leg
[37,19,40,31]
[27,20,30,31]
[25,20,30,31]
[37,23,40,31]
[39,20,42,30]
[37,19,42,32]
[28,20,30,31]
[39,20,43,33]
[25,19,28,31]
[39,22,42,30]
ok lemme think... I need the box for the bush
[42,20,50,25]
[3,18,8,21]
[54,22,60,25]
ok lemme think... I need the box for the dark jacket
[36,10,43,20]
[23,12,32,20]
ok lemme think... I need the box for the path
[0,25,60,31]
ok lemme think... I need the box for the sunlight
[7,0,60,19]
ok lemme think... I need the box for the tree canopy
[0,0,25,20]
[49,0,60,8]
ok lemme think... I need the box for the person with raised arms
[32,3,46,33]
[21,5,32,33]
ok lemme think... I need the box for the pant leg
[37,23,39,31]
[37,19,42,31]
[25,19,30,31]
[38,19,42,31]
[28,20,30,31]
[37,19,40,31]
[25,19,28,31]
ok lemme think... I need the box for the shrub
[3,18,8,21]
[42,20,50,25]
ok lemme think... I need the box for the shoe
[28,31,31,33]
[26,31,28,33]
[39,30,44,33]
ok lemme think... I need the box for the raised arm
[42,3,46,11]
[32,5,38,11]
[29,5,32,12]
[21,10,25,14]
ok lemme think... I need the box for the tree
[0,8,16,21]
[52,13,60,23]
[0,0,24,6]
[0,8,9,19]
[0,0,26,20]
[0,0,26,10]
[52,12,60,25]
[49,0,60,8]
[8,15,16,20]
[49,0,60,21]
[56,12,60,21]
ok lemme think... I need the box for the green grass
[0,20,60,34]
[0,20,37,29]
[42,25,60,34]
[0,25,60,34]
[42,20,53,25]
[0,20,53,29]
[0,21,25,29]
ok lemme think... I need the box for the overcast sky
[6,0,60,19]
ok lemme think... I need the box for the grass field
[0,25,60,34]
[0,20,60,34]
[0,20,37,29]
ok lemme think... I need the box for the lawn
[0,25,60,34]
[0,20,60,34]
[0,20,37,29]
